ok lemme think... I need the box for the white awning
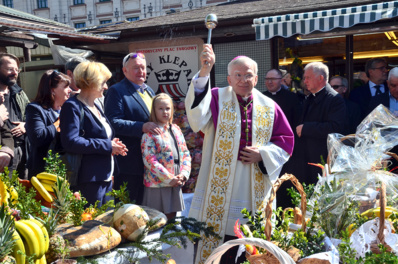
[253,1,398,40]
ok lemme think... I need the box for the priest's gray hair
[389,67,398,81]
[228,56,258,75]
[304,62,329,81]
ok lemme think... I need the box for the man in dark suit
[329,76,361,134]
[263,69,301,209]
[294,62,346,186]
[105,52,161,204]
[263,69,300,128]
[349,58,389,119]
[368,67,398,116]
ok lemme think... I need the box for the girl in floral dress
[141,93,191,219]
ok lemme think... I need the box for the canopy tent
[253,1,398,40]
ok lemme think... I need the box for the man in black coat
[263,69,301,128]
[349,58,389,119]
[263,69,301,209]
[329,76,361,134]
[294,62,346,186]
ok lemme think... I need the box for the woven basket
[369,182,393,254]
[204,238,295,264]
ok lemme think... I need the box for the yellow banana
[361,207,398,218]
[31,177,53,203]
[36,172,63,183]
[39,255,46,264]
[40,182,55,193]
[30,218,49,253]
[15,221,41,259]
[0,178,8,206]
[11,230,26,264]
[10,186,18,205]
[21,220,45,259]
[39,179,56,186]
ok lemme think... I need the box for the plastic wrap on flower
[308,105,398,239]
[185,131,197,149]
[195,134,204,147]
[192,149,202,164]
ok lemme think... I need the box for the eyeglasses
[265,78,281,82]
[232,73,256,81]
[372,66,388,71]
[123,53,145,67]
[331,85,344,89]
[5,67,20,73]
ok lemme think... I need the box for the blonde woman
[60,61,127,206]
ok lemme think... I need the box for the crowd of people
[0,47,395,263]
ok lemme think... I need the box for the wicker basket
[369,182,393,254]
[204,238,295,264]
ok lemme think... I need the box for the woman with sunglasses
[60,61,128,207]
[25,70,72,178]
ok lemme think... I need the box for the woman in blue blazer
[25,70,72,178]
[60,61,127,207]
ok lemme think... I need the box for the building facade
[3,0,228,28]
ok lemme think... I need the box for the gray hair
[65,57,88,73]
[330,76,348,88]
[389,67,398,80]
[228,56,258,75]
[304,62,329,81]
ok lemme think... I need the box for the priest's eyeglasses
[233,73,255,81]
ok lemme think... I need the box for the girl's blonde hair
[73,61,112,91]
[149,93,174,124]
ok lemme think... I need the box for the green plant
[338,228,358,264]
[0,204,15,261]
[107,182,131,211]
[287,182,315,207]
[363,245,398,263]
[69,191,88,226]
[44,150,66,177]
[240,206,325,258]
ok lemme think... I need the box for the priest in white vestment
[185,44,294,264]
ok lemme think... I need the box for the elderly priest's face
[227,62,258,98]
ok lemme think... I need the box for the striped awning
[253,1,398,40]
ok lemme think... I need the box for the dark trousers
[75,181,112,208]
[219,235,247,264]
[114,173,144,205]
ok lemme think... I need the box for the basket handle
[378,182,386,245]
[264,173,307,241]
[204,238,296,264]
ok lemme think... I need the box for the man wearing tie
[105,52,161,204]
[349,58,389,119]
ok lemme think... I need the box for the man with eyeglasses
[293,62,346,186]
[0,53,30,179]
[185,44,294,264]
[349,58,389,119]
[264,69,301,128]
[329,76,361,134]
[105,52,159,205]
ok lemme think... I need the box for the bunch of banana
[361,206,398,218]
[31,176,53,203]
[14,219,49,263]
[11,230,26,264]
[0,178,18,206]
[36,173,65,193]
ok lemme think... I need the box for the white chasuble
[186,82,288,264]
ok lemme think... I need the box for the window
[37,0,47,8]
[2,0,13,8]
[74,22,86,29]
[73,0,84,5]
[100,20,111,24]
[127,17,139,22]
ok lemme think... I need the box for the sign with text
[137,45,198,100]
